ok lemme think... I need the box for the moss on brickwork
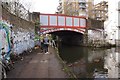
[55,47,77,79]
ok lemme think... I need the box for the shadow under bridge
[50,30,84,46]
[39,13,87,45]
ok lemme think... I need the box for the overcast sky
[20,0,106,14]
[20,0,59,13]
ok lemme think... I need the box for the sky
[20,0,59,13]
[20,0,106,14]
[32,0,59,13]
[94,0,108,4]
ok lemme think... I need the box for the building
[86,0,94,18]
[92,1,108,21]
[57,0,108,20]
[57,0,87,16]
[104,0,120,45]
[57,0,79,16]
[104,48,120,78]
[57,0,63,14]
[78,0,87,16]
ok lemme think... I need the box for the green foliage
[34,34,40,41]
[35,21,40,35]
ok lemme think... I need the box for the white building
[104,48,120,78]
[104,0,120,45]
[57,0,87,16]
[78,0,87,16]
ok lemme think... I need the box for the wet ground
[6,43,120,79]
[7,47,68,78]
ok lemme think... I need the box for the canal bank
[7,47,68,78]
[54,47,77,79]
[57,43,120,78]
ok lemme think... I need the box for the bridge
[39,13,87,45]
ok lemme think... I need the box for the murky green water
[58,43,120,78]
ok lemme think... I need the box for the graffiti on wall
[0,20,35,57]
[0,20,11,58]
[13,29,35,54]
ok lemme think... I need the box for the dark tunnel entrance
[49,30,84,46]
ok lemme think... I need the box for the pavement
[7,46,68,78]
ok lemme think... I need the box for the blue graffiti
[0,21,11,59]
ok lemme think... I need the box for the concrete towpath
[7,47,68,78]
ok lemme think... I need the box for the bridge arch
[40,28,85,35]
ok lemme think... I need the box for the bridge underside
[39,13,86,45]
[49,30,84,46]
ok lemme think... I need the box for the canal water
[58,43,120,78]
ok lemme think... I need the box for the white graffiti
[0,20,35,55]
[13,28,35,54]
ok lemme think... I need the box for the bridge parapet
[40,13,87,34]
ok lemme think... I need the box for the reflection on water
[58,43,120,78]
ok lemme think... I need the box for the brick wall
[87,18,104,29]
[2,7,35,54]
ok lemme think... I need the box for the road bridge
[40,13,87,45]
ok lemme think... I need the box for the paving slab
[7,47,68,78]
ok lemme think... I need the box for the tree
[64,1,79,16]
[2,0,32,20]
[19,0,33,12]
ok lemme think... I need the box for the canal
[58,43,120,78]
